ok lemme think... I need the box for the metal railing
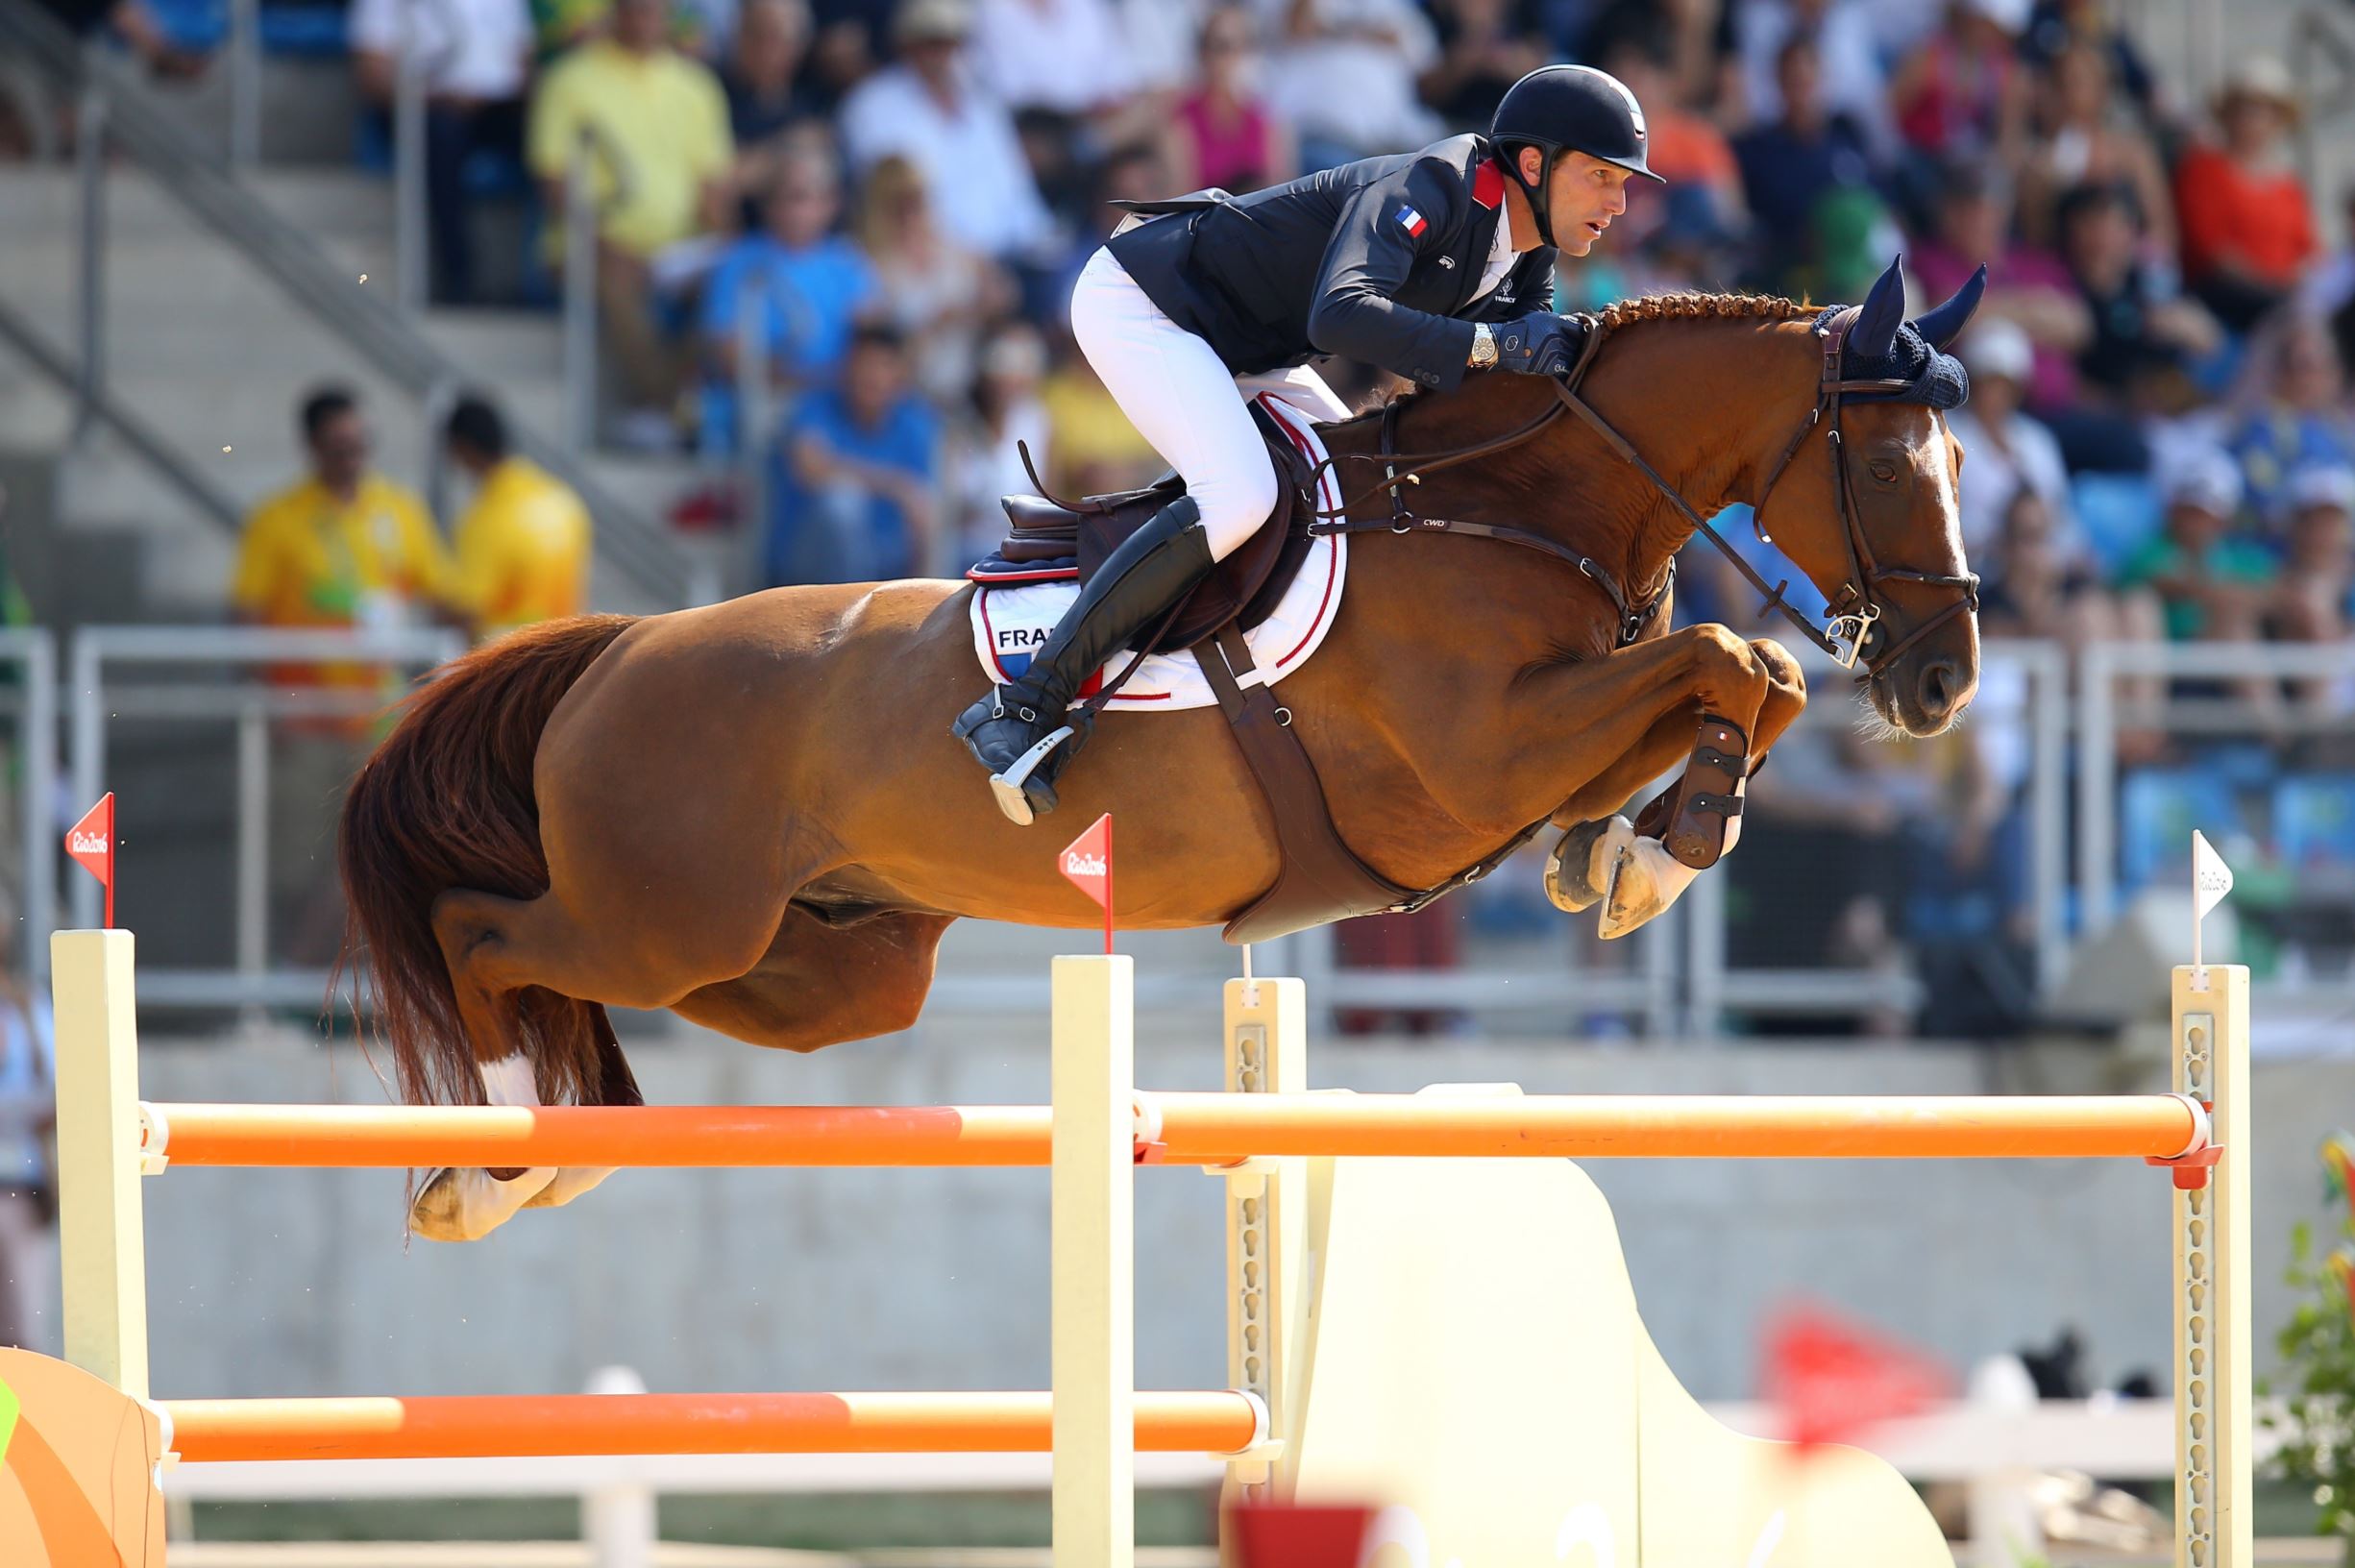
[562,135,601,453]
[392,39,428,318]
[0,631,59,983]
[0,294,244,533]
[65,625,465,1007]
[733,278,774,591]
[2077,639,2355,933]
[8,627,2350,1027]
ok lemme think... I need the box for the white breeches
[1068,246,1351,561]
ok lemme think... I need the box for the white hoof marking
[1598,836,1700,941]
[526,1165,618,1209]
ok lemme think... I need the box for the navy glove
[1495,311,1589,377]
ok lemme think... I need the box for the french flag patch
[1397,205,1428,237]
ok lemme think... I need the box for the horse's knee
[1750,637,1805,702]
[1686,625,1770,712]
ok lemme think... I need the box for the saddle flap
[1077,404,1316,655]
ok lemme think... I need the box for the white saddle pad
[966,393,1347,712]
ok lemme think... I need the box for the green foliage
[2263,1139,2355,1564]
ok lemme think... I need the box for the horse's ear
[1850,257,1906,360]
[1911,265,1987,352]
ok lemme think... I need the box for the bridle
[1307,310,1981,674]
[1740,309,1981,672]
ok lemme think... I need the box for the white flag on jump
[2191,830,2233,977]
[2192,830,2233,919]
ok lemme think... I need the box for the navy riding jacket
[1104,135,1558,395]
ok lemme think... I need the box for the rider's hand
[1495,312,1589,378]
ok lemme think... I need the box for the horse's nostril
[1919,659,1959,715]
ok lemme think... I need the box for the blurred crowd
[318,0,2355,687]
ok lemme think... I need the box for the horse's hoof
[407,1168,476,1241]
[407,1164,554,1242]
[1598,836,1701,941]
[1546,817,1632,913]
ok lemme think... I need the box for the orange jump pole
[1142,1090,2209,1164]
[160,1389,1263,1462]
[143,1093,2209,1171]
[143,1102,1056,1168]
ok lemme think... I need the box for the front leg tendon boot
[951,495,1214,824]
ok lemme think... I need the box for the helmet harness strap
[1499,145,1558,250]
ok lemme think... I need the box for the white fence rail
[3,628,2347,1028]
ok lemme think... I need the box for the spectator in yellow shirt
[443,393,592,639]
[528,0,736,436]
[232,386,455,657]
[230,385,455,960]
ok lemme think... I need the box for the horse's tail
[337,614,636,1112]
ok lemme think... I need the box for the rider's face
[1543,151,1631,257]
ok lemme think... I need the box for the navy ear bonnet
[1816,258,1986,412]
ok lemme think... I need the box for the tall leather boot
[952,496,1214,824]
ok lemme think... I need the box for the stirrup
[988,723,1077,826]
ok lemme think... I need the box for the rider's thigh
[1069,249,1278,560]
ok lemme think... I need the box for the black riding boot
[953,496,1214,824]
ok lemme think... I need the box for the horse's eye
[1869,459,1900,483]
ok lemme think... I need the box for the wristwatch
[1469,322,1498,370]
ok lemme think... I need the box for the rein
[1306,327,1679,648]
[1306,313,1980,674]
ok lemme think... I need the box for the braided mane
[1590,291,1815,330]
[1347,290,1821,422]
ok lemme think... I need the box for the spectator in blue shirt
[1733,32,1877,293]
[2228,310,2355,521]
[771,322,941,584]
[699,144,879,453]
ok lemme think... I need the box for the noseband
[1309,314,1980,675]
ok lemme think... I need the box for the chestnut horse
[341,270,1983,1240]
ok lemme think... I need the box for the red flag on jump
[65,793,115,929]
[1058,813,1113,955]
[1762,1303,1950,1449]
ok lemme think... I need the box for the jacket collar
[1445,158,1514,314]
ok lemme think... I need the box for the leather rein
[1305,312,1981,674]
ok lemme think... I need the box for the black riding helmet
[1488,64,1665,248]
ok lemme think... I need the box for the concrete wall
[35,993,2334,1410]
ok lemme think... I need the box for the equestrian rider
[953,64,1661,825]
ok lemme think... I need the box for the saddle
[988,401,1319,655]
[982,399,1426,946]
